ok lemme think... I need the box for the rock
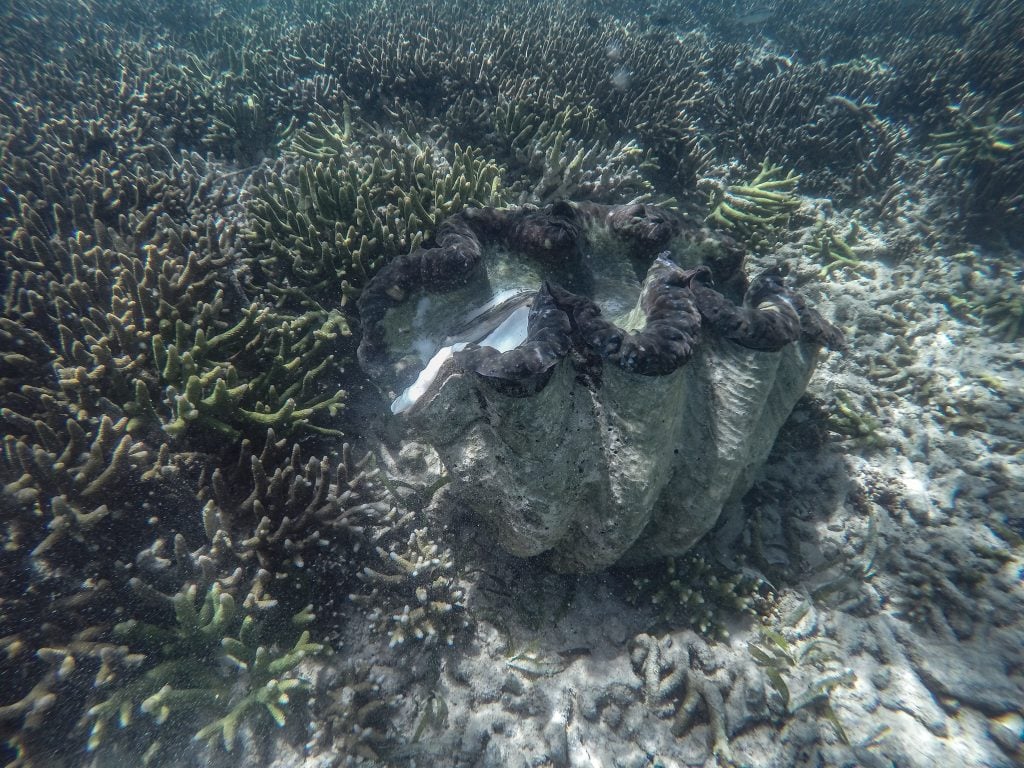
[988,712,1024,760]
[894,625,1024,716]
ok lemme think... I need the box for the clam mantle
[358,202,843,572]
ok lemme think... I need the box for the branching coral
[484,96,659,204]
[350,527,468,647]
[194,614,322,750]
[930,102,1020,172]
[2,414,152,546]
[809,220,871,278]
[973,287,1024,343]
[316,666,398,764]
[825,391,886,447]
[2,153,234,418]
[206,93,295,165]
[705,159,801,248]
[0,21,357,762]
[2,136,346,445]
[245,112,508,305]
[318,0,715,187]
[86,578,323,755]
[137,303,349,441]
[198,433,394,572]
[624,549,769,640]
[1,408,184,759]
[707,55,907,199]
[927,98,1024,228]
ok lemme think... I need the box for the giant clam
[358,202,842,572]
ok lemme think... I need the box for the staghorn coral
[86,576,322,756]
[239,0,1014,235]
[930,101,1020,173]
[1,414,158,556]
[4,459,277,760]
[976,291,1024,343]
[825,391,886,447]
[0,417,364,761]
[0,13,353,762]
[350,527,468,648]
[704,160,801,249]
[479,95,660,205]
[0,134,347,449]
[34,425,390,761]
[198,433,394,572]
[809,220,872,278]
[137,302,349,441]
[205,93,295,166]
[314,0,716,186]
[926,98,1024,228]
[193,613,322,751]
[245,114,508,305]
[704,54,908,200]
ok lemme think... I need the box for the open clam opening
[388,239,649,413]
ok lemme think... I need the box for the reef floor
[212,200,1024,768]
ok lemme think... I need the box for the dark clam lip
[388,254,708,410]
[453,282,573,398]
[358,202,844,409]
[545,253,706,377]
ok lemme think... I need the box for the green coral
[194,622,321,750]
[86,582,322,756]
[939,250,1024,342]
[809,220,870,278]
[489,96,659,204]
[973,290,1024,342]
[246,112,508,305]
[129,305,349,441]
[706,159,801,247]
[826,391,885,447]
[206,92,295,165]
[287,102,355,162]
